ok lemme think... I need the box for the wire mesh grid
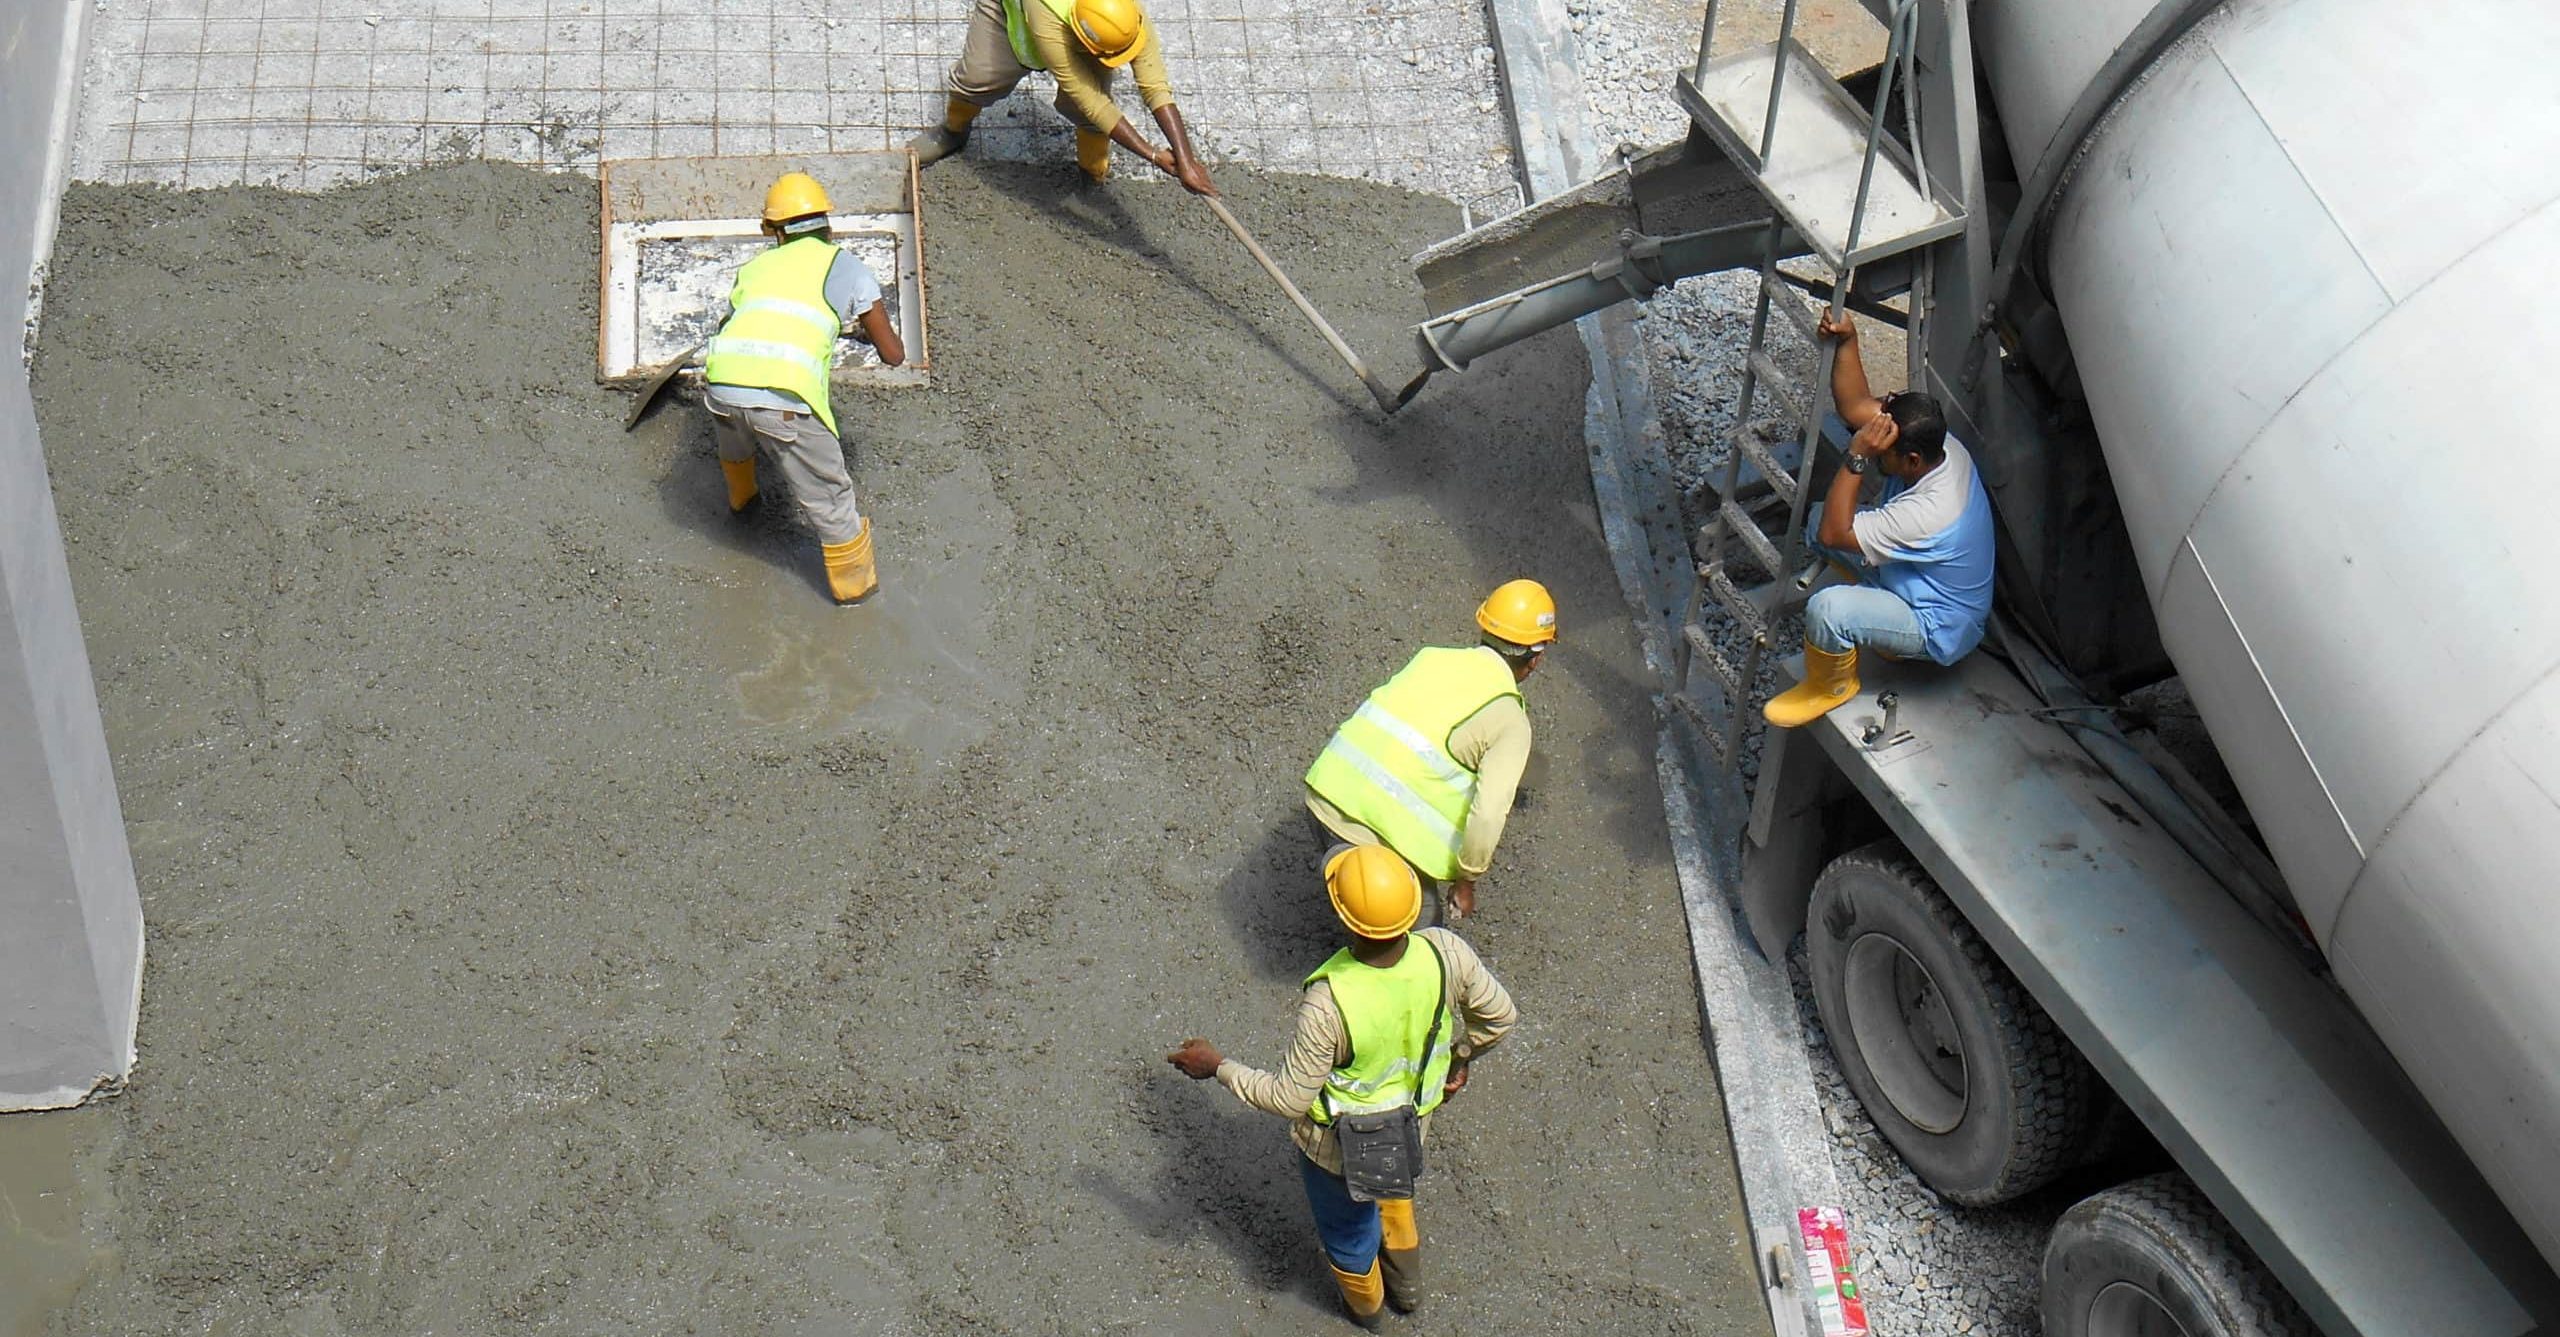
[71,0,1525,217]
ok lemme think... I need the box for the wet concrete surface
[28,159,1764,1334]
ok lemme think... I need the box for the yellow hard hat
[1476,579,1558,649]
[762,172,832,226]
[1325,846,1420,940]
[1070,0,1151,67]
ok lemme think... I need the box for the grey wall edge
[2,0,146,1111]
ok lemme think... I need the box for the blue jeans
[1802,503,1928,659]
[1300,1154,1383,1272]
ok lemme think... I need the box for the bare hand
[1818,312,1857,343]
[1850,412,1899,459]
[1175,158,1219,197]
[1149,146,1177,174]
[1441,1061,1472,1098]
[1166,1038,1223,1079]
[1446,879,1477,920]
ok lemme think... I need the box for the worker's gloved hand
[1166,1038,1223,1079]
[1445,879,1477,920]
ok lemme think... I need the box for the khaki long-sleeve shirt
[1215,927,1518,1175]
[1025,0,1174,135]
[1304,692,1532,880]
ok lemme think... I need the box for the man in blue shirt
[1764,314,1995,727]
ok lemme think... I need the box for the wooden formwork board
[596,150,929,389]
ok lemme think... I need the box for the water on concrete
[29,158,1764,1334]
[0,1108,116,1337]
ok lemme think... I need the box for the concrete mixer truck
[1411,1,2560,1334]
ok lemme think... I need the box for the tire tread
[1814,841,2099,1205]
[2043,1172,2314,1337]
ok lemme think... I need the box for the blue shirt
[1854,437,1996,664]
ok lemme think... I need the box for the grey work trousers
[945,0,1103,128]
[706,400,864,545]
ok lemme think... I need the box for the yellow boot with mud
[1328,1258,1387,1329]
[1377,1198,1423,1313]
[1076,128,1112,182]
[909,96,980,167]
[719,457,759,512]
[1762,641,1859,728]
[821,519,878,604]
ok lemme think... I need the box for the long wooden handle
[1201,196,1403,414]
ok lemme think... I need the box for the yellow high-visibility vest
[1002,0,1081,70]
[703,236,841,435]
[1302,646,1521,883]
[1306,933,1452,1125]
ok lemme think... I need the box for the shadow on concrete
[1081,1076,1334,1309]
[645,405,838,600]
[966,161,1373,421]
[1216,808,1340,983]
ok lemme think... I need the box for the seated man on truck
[1764,314,1995,728]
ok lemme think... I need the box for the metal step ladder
[1667,0,1965,773]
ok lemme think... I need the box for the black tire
[1807,841,2100,1205]
[2042,1173,2314,1337]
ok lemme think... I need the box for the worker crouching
[702,173,906,604]
[1169,846,1516,1325]
[908,0,1216,195]
[1302,580,1555,921]
[1764,313,1993,726]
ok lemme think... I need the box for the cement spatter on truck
[26,160,1767,1335]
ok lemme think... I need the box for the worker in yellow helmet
[701,173,906,604]
[1302,580,1555,921]
[1168,846,1517,1324]
[908,0,1217,195]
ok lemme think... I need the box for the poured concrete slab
[597,151,929,389]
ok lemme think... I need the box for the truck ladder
[1670,0,1964,775]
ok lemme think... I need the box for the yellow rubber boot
[910,96,980,166]
[820,519,878,604]
[718,457,759,512]
[1762,641,1860,728]
[1328,1259,1386,1328]
[1377,1198,1423,1313]
[1076,128,1111,181]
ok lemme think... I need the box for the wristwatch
[1844,452,1870,476]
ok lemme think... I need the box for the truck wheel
[1807,841,2097,1204]
[2042,1173,2312,1337]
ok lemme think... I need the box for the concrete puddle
[0,1108,114,1337]
[703,456,1018,757]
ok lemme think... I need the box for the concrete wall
[3,0,143,1109]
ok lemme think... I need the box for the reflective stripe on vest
[702,237,841,434]
[1306,933,1451,1125]
[1302,646,1522,883]
[1001,0,1081,70]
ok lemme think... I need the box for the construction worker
[906,0,1216,195]
[1167,845,1517,1325]
[1302,581,1554,921]
[703,172,906,605]
[1763,313,1993,727]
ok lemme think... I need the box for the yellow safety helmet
[1070,0,1151,68]
[1325,846,1421,940]
[1476,579,1558,650]
[762,172,833,227]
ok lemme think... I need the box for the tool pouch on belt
[1336,939,1448,1203]
[1338,1104,1424,1202]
